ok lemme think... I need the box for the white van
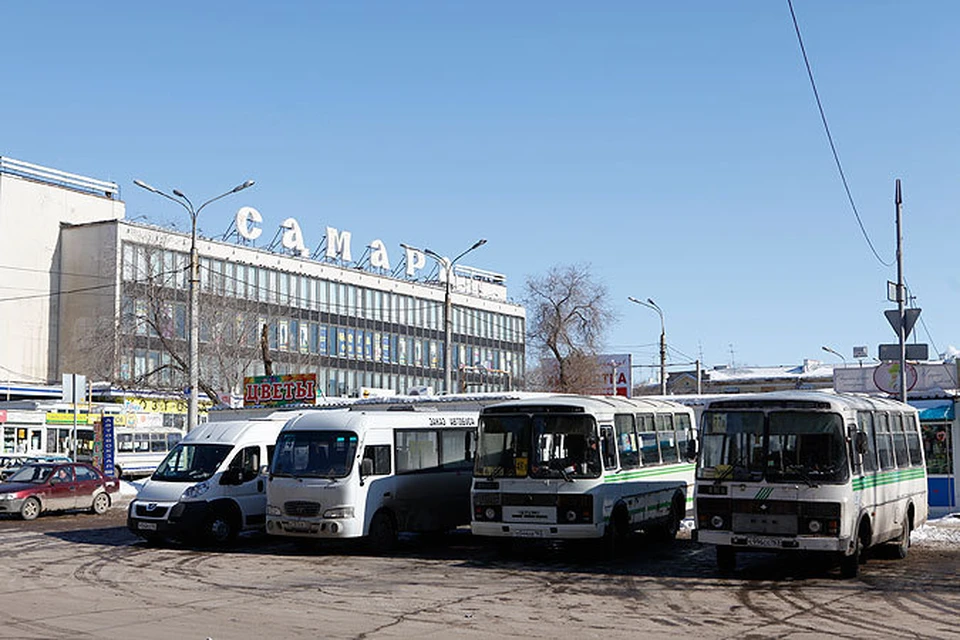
[127,412,312,545]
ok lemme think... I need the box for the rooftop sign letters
[236,208,433,278]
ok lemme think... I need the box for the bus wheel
[840,531,865,579]
[368,510,398,555]
[893,518,911,560]
[716,545,736,573]
[654,496,684,542]
[603,505,630,558]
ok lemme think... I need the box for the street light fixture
[423,238,487,394]
[821,345,847,367]
[134,178,255,431]
[627,296,667,395]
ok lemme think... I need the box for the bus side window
[675,413,694,461]
[876,413,894,470]
[904,415,923,467]
[265,445,276,467]
[363,445,391,476]
[857,411,878,472]
[890,414,909,468]
[614,414,639,469]
[656,414,678,464]
[599,425,618,470]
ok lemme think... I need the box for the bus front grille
[284,501,321,517]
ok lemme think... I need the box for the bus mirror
[685,440,698,461]
[258,464,270,477]
[855,431,869,455]
[361,458,374,478]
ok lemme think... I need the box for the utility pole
[895,179,906,403]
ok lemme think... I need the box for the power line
[787,0,893,268]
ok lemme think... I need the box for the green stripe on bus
[852,467,926,491]
[603,463,695,483]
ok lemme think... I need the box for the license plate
[746,536,780,548]
[138,521,158,531]
[513,529,544,538]
[286,520,312,532]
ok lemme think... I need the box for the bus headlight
[565,510,578,523]
[266,505,281,516]
[808,519,822,534]
[710,515,725,529]
[485,507,497,520]
[323,506,355,519]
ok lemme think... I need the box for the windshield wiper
[785,464,820,488]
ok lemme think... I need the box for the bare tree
[523,263,617,393]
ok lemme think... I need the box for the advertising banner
[597,354,632,397]
[243,373,318,406]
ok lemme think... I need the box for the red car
[0,462,120,520]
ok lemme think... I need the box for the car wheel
[367,510,398,555]
[20,497,41,521]
[90,492,110,515]
[204,509,239,546]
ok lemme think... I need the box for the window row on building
[122,243,525,344]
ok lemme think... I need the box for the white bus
[265,406,479,552]
[470,395,697,551]
[114,426,185,479]
[694,391,928,578]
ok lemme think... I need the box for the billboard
[597,354,632,397]
[243,373,318,406]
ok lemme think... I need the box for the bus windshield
[530,414,600,480]
[152,444,234,482]
[475,413,600,480]
[272,431,359,479]
[698,410,848,484]
[475,415,531,478]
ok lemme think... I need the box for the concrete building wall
[0,163,123,384]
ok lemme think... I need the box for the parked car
[0,462,120,520]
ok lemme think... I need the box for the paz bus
[470,395,697,551]
[694,391,927,578]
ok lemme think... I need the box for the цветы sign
[243,374,317,406]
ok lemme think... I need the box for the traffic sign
[884,308,921,340]
[878,343,928,361]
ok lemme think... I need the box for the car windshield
[475,414,532,478]
[272,431,359,479]
[152,444,234,482]
[698,410,848,483]
[7,464,54,484]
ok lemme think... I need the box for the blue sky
[2,2,957,379]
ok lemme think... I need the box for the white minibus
[694,391,928,578]
[266,406,479,552]
[470,395,697,551]
[127,410,310,545]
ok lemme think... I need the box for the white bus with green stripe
[694,391,927,578]
[471,395,697,549]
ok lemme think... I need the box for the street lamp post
[133,178,254,431]
[821,345,847,367]
[627,296,667,395]
[423,239,487,394]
